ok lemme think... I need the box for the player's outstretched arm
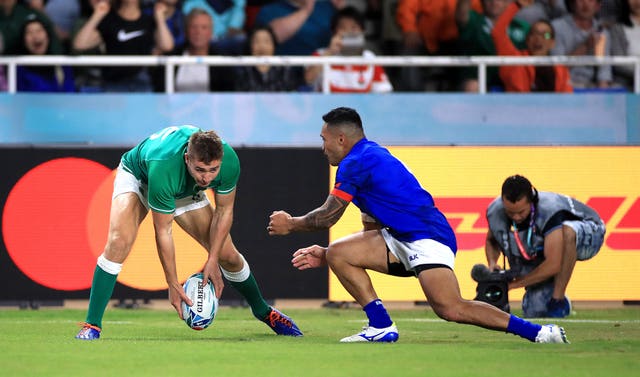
[268,195,349,235]
[202,190,236,300]
[292,245,328,270]
[152,211,193,319]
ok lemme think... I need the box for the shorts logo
[408,254,419,261]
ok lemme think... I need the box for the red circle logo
[3,157,207,291]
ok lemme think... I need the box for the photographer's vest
[486,192,602,273]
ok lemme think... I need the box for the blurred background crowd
[0,0,638,93]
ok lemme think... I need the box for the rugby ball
[181,272,217,330]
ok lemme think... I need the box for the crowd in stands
[0,0,638,93]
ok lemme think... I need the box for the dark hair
[501,175,539,204]
[245,25,277,55]
[617,0,633,27]
[187,130,223,163]
[564,0,602,15]
[330,6,365,34]
[322,107,363,130]
[18,14,52,55]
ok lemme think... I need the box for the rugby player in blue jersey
[76,126,302,340]
[268,107,568,343]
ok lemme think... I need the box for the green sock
[228,272,271,320]
[85,265,118,329]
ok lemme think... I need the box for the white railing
[1,55,638,94]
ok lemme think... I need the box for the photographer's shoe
[535,324,569,344]
[340,323,399,343]
[546,296,572,318]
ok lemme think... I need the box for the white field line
[348,318,640,324]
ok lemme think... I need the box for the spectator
[455,0,530,92]
[72,0,174,92]
[234,25,304,91]
[70,0,105,92]
[305,5,392,92]
[492,0,573,92]
[145,0,186,50]
[607,0,640,91]
[514,0,568,24]
[16,14,75,92]
[551,0,613,89]
[255,0,342,55]
[182,0,247,54]
[158,7,234,92]
[40,0,81,53]
[599,0,624,23]
[244,0,274,32]
[0,0,62,55]
[396,0,482,92]
[395,0,483,91]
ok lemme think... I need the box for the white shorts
[381,228,455,273]
[113,163,210,217]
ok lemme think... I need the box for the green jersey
[121,125,240,214]
[458,10,530,88]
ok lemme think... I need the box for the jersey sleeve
[331,155,370,202]
[215,143,240,195]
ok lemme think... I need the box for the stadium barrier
[1,55,639,94]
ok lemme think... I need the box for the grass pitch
[0,305,638,377]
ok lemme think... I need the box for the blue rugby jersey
[331,139,457,253]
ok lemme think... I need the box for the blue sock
[363,299,393,328]
[506,314,542,342]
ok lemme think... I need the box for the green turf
[0,306,638,377]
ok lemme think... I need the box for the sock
[85,265,118,329]
[363,299,393,329]
[222,257,271,320]
[506,314,542,342]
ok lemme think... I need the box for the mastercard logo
[2,158,206,291]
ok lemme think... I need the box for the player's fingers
[181,290,193,307]
[213,281,224,299]
[292,248,309,257]
[171,299,184,320]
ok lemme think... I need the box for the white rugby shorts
[113,163,210,217]
[381,228,455,272]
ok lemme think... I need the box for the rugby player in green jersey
[76,125,302,339]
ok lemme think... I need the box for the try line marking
[349,318,640,324]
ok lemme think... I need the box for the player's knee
[433,305,463,323]
[325,243,346,267]
[105,233,134,259]
[218,249,244,270]
[431,301,465,323]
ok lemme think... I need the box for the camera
[340,33,365,56]
[471,264,518,313]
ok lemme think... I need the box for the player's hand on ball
[268,211,293,235]
[202,259,224,300]
[169,282,192,320]
[292,245,328,270]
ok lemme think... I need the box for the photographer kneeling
[479,175,605,318]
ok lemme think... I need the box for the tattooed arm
[268,195,349,235]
